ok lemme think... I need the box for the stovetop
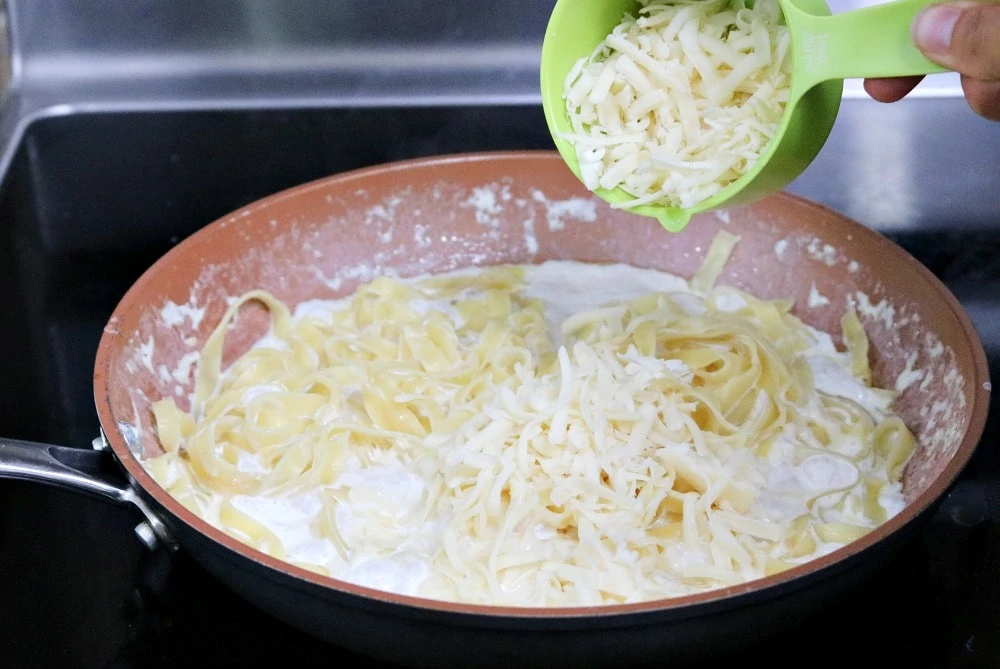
[1,107,999,669]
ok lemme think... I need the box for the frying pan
[0,151,989,668]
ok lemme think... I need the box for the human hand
[864,1,1000,120]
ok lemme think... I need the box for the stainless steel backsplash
[1,0,998,231]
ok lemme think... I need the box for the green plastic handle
[785,0,948,93]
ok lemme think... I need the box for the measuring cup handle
[787,0,948,91]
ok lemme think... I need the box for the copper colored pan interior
[93,150,990,616]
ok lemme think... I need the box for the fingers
[913,2,1000,81]
[912,2,1000,119]
[863,3,1000,119]
[960,75,1000,120]
[863,76,925,103]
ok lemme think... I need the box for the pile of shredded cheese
[146,232,915,606]
[562,0,792,209]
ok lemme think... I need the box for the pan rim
[92,149,991,621]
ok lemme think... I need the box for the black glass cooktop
[0,108,998,669]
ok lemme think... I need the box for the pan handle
[0,433,178,551]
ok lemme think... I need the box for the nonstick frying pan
[0,151,989,668]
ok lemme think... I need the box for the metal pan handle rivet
[134,522,161,550]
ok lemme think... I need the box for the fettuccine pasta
[145,231,916,605]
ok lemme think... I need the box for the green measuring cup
[540,0,949,232]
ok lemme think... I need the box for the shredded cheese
[562,0,792,209]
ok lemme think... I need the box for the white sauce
[333,459,427,520]
[879,484,906,517]
[228,493,339,567]
[293,298,348,323]
[161,299,207,330]
[895,351,925,393]
[797,454,859,491]
[807,283,830,308]
[530,191,597,231]
[806,354,890,414]
[240,383,287,404]
[712,289,747,312]
[236,451,268,474]
[774,239,788,259]
[338,557,429,597]
[523,262,688,336]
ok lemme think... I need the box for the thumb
[913,2,1000,80]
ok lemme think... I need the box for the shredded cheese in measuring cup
[562,0,792,209]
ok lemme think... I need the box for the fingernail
[913,5,962,52]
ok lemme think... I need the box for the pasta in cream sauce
[146,232,916,605]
